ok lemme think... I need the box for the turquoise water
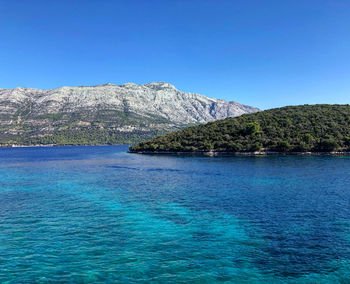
[1,146,350,283]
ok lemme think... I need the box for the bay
[0,146,350,282]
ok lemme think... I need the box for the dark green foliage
[36,113,64,121]
[0,129,168,146]
[249,142,263,152]
[315,138,339,152]
[273,141,291,152]
[244,122,262,136]
[130,104,350,153]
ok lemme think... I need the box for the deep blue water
[1,146,350,282]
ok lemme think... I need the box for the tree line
[130,104,350,153]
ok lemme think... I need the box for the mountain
[130,104,350,153]
[0,82,259,146]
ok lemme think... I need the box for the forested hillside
[130,105,350,153]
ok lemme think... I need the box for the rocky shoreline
[2,145,350,156]
[129,150,350,156]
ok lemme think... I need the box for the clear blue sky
[0,0,349,109]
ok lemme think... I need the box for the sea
[1,145,350,283]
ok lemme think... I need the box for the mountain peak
[0,82,259,146]
[144,82,177,90]
[93,83,116,87]
[0,82,259,124]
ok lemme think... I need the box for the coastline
[0,144,127,148]
[128,150,350,156]
[2,145,350,156]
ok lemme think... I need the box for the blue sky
[0,0,349,109]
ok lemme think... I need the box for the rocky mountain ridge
[0,82,259,145]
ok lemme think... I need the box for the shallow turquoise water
[1,146,350,282]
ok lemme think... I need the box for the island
[129,104,350,155]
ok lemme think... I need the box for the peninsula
[129,104,350,154]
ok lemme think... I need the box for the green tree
[249,142,263,152]
[244,122,262,136]
[316,139,339,152]
[274,141,291,152]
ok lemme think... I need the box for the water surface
[1,146,350,282]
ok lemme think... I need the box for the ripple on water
[0,146,350,282]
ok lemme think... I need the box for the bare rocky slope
[0,82,259,145]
